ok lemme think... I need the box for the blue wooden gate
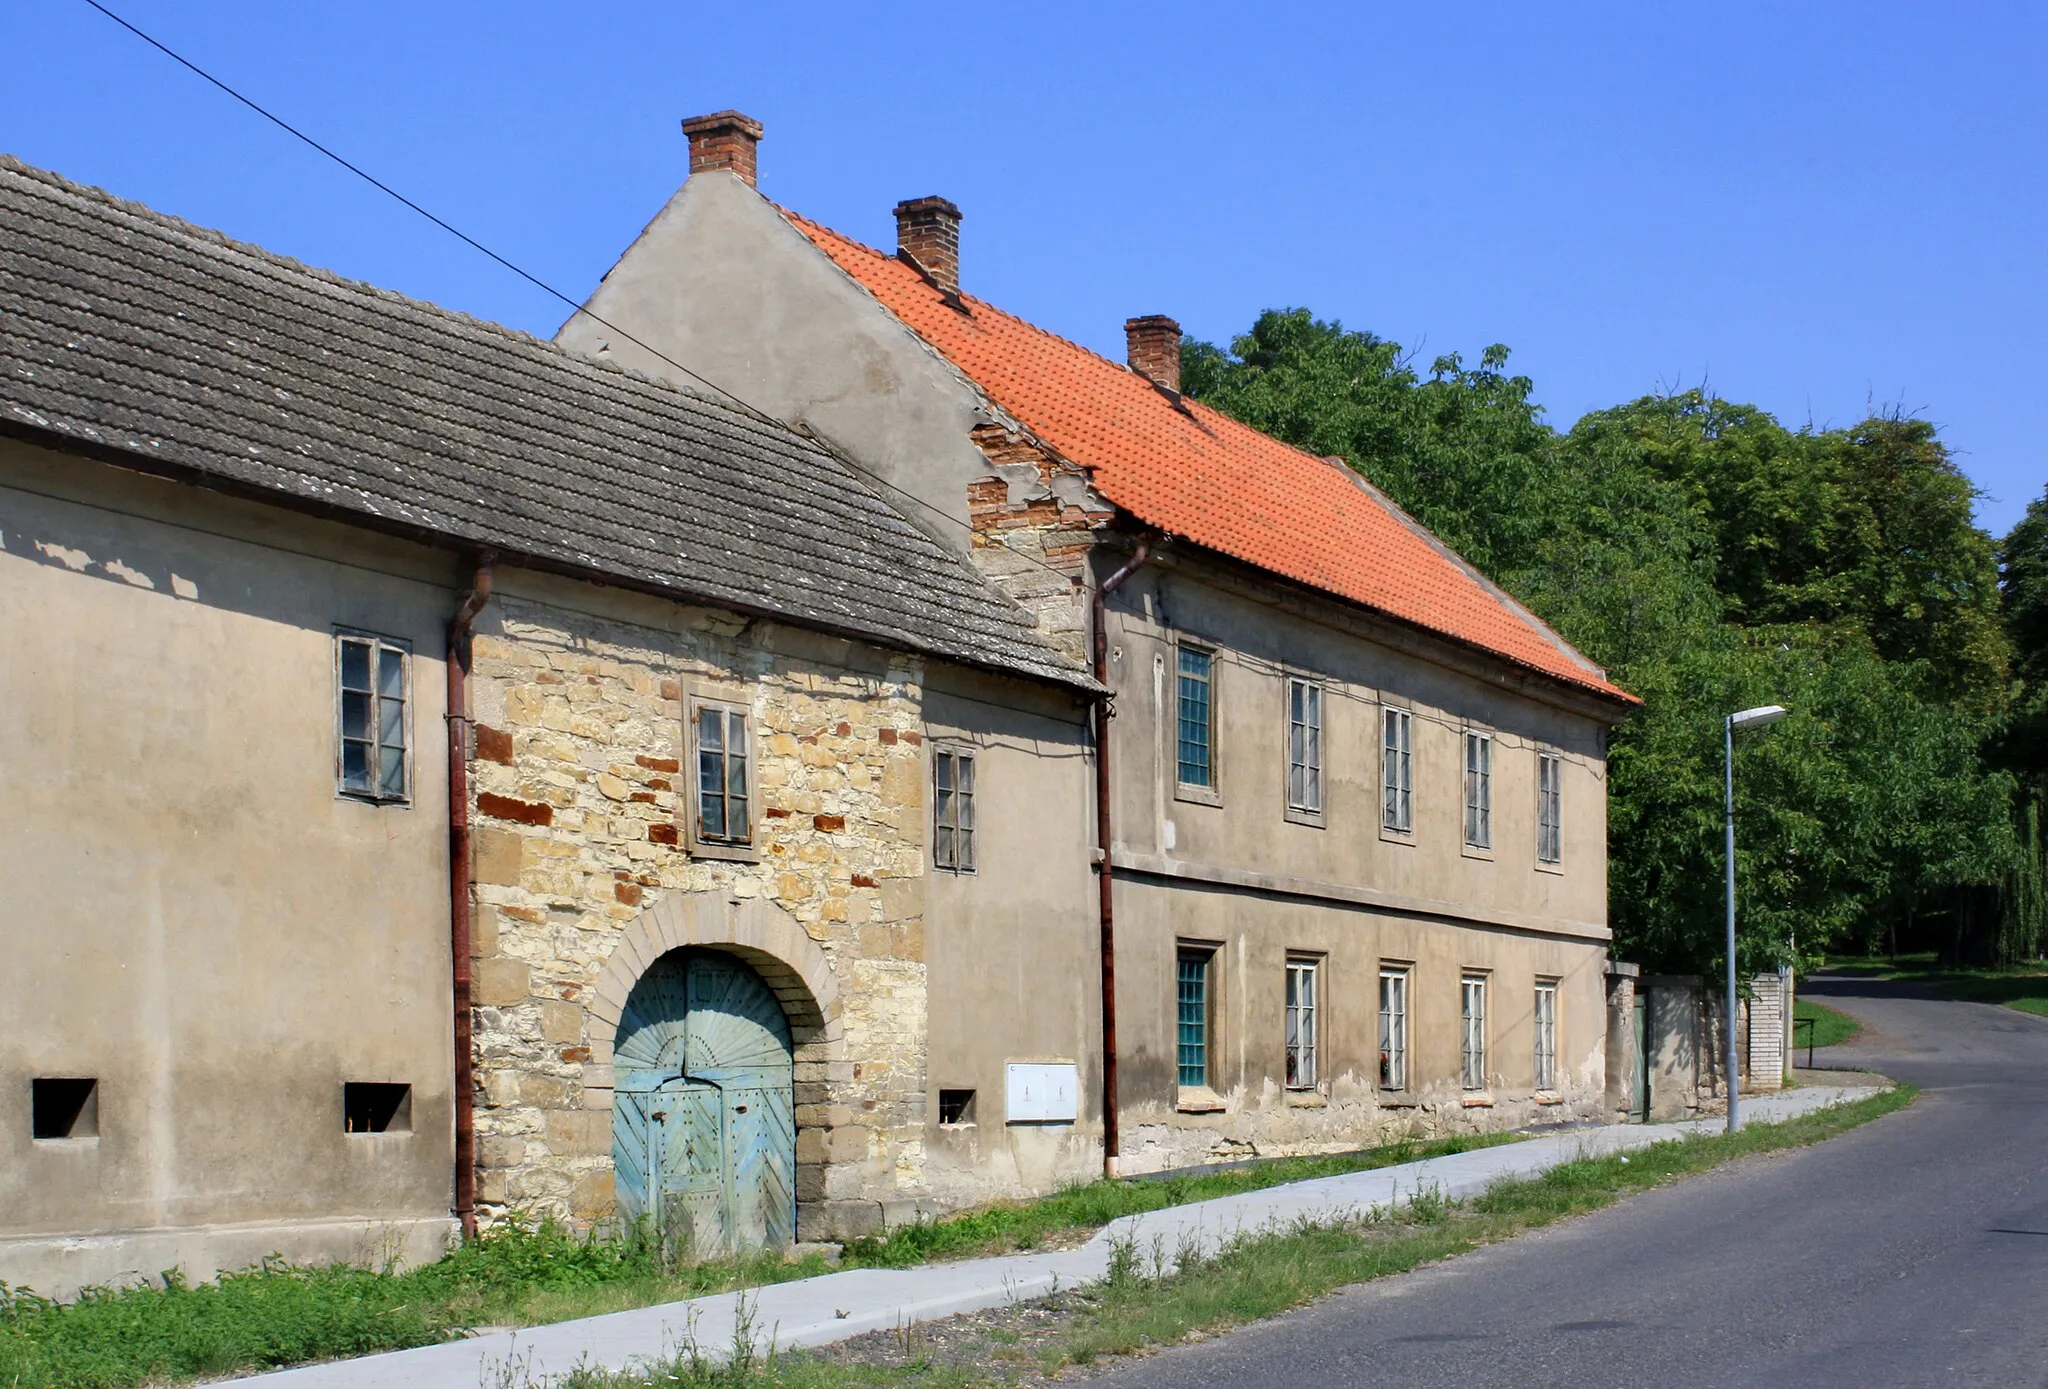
[612,949,796,1253]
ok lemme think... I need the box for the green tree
[1183,315,2022,972]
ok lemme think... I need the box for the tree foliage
[1184,309,2024,971]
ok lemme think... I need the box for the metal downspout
[448,554,495,1239]
[1092,537,1153,1180]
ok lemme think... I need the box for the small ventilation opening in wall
[344,1083,412,1134]
[32,1078,98,1139]
[938,1089,976,1126]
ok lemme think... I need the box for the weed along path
[225,1087,1877,1388]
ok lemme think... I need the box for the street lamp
[1724,704,1787,1134]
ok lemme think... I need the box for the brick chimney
[682,111,764,187]
[894,197,962,297]
[1125,315,1182,393]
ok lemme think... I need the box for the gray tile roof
[0,156,1091,691]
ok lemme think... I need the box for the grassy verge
[552,1085,1915,1388]
[0,1132,1525,1388]
[1818,955,2048,1018]
[1930,974,2048,1017]
[840,1129,1522,1267]
[1794,998,1863,1048]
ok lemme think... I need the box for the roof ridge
[0,154,807,447]
[783,204,1634,706]
[0,154,1094,691]
[780,209,1170,397]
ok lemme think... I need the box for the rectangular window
[31,1078,98,1140]
[1286,679,1323,815]
[1176,948,1213,1089]
[337,634,409,802]
[694,704,751,844]
[1534,980,1559,1090]
[1378,969,1409,1090]
[934,748,976,872]
[1176,646,1214,788]
[1464,731,1492,849]
[1461,974,1488,1091]
[1537,753,1562,864]
[343,1082,412,1134]
[1382,708,1412,833]
[937,1089,976,1126]
[1285,957,1319,1089]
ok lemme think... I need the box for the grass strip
[0,1132,1524,1388]
[553,1085,1914,1387]
[1817,954,2048,1018]
[837,1129,1524,1267]
[1793,998,1863,1048]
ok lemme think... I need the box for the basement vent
[937,1089,976,1126]
[32,1078,98,1139]
[344,1082,412,1134]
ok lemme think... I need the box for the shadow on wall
[1640,977,1710,1121]
[1,468,462,644]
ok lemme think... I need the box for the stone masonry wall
[966,423,1111,663]
[463,589,932,1238]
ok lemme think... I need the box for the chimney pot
[682,110,764,187]
[1125,315,1182,393]
[894,196,962,297]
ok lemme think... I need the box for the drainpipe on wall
[1092,536,1154,1180]
[447,553,495,1240]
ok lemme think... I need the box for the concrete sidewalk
[234,1085,1880,1387]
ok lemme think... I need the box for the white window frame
[1463,731,1493,851]
[1378,966,1410,1092]
[1534,979,1560,1091]
[686,694,757,860]
[1460,973,1488,1092]
[1381,707,1413,836]
[933,745,977,873]
[1285,677,1324,824]
[1284,955,1320,1090]
[1537,752,1563,866]
[335,631,411,805]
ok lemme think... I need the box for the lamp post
[1724,704,1788,1134]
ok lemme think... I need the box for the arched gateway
[613,948,796,1252]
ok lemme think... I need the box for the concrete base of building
[0,1213,458,1300]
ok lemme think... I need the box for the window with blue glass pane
[1177,646,1213,787]
[1176,949,1211,1088]
[336,633,408,803]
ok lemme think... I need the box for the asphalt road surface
[1089,976,2048,1388]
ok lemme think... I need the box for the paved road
[1090,977,2048,1389]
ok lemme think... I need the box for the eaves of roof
[780,209,1637,709]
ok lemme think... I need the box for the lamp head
[1730,705,1789,729]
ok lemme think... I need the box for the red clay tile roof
[786,212,1635,706]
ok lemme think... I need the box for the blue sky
[5,1,2042,534]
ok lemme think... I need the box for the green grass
[0,1132,1526,1388]
[1794,998,1863,1048]
[837,1129,1524,1268]
[557,1085,1916,1388]
[1927,974,2048,1017]
[0,1219,836,1389]
[1818,954,2048,1018]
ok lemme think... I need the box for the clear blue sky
[6,1,2042,534]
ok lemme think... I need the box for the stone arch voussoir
[586,892,842,1077]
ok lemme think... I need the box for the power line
[76,0,1091,595]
